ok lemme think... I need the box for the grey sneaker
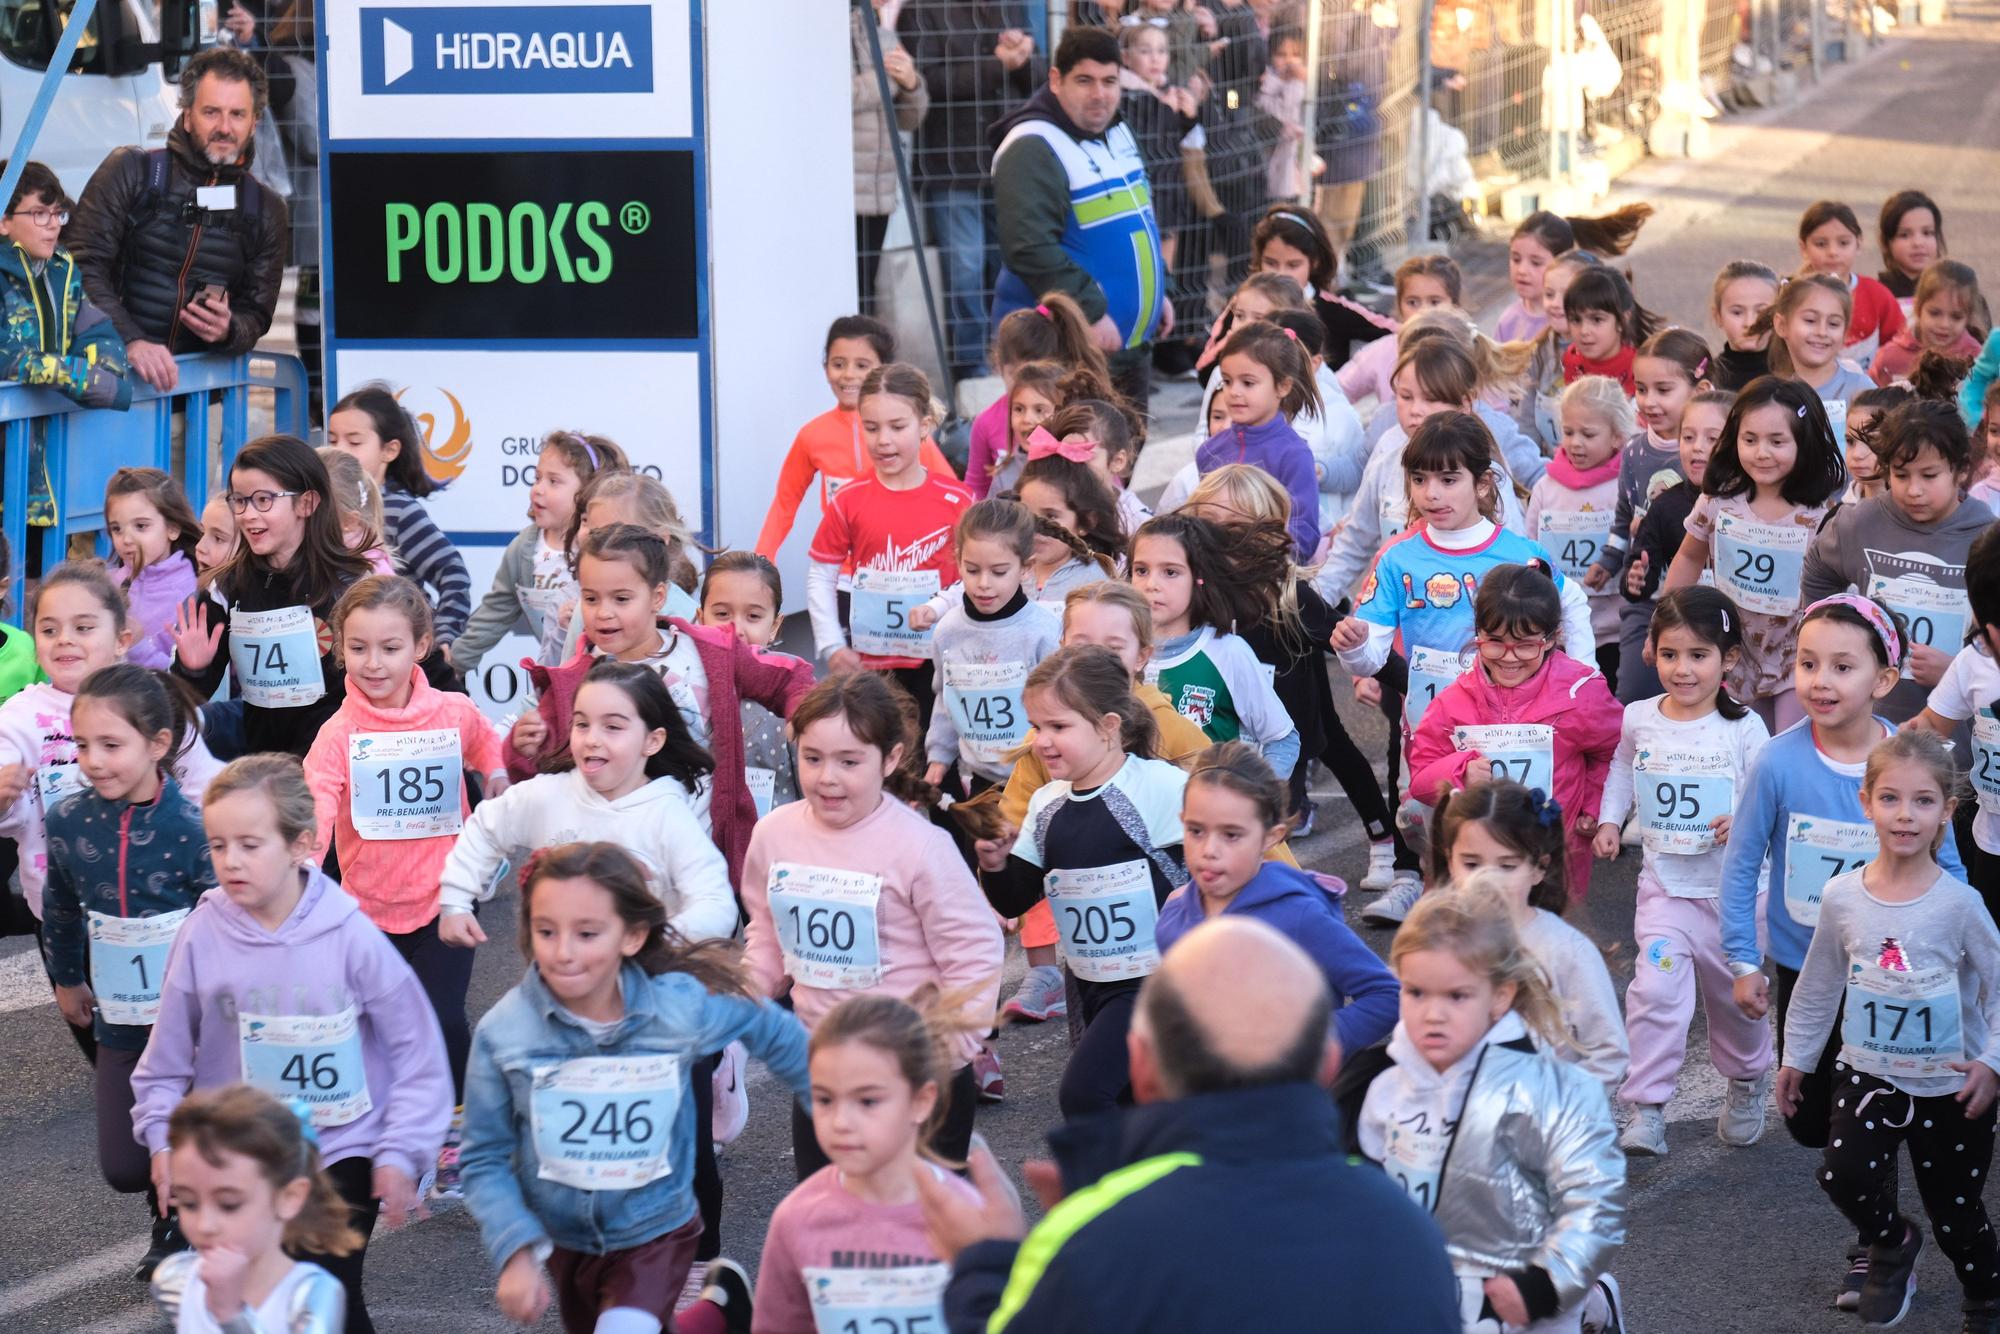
[1858,1223,1922,1327]
[1360,874,1422,926]
[1835,1244,1868,1311]
[1718,1069,1771,1147]
[1619,1104,1668,1157]
[1002,964,1068,1022]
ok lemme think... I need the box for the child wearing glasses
[1406,562,1623,901]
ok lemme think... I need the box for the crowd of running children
[7,186,2000,1334]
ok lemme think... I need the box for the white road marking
[0,1236,148,1320]
[0,943,53,1014]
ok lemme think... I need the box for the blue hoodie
[1155,861,1398,1054]
[1195,417,1322,558]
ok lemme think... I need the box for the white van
[0,0,197,197]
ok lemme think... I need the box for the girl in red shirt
[1797,199,1906,366]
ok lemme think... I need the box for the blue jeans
[923,186,993,380]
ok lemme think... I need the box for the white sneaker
[1619,1104,1668,1157]
[1360,874,1422,926]
[1581,1274,1627,1333]
[1718,1068,1771,1146]
[674,1261,709,1314]
[1358,840,1398,892]
[711,1042,749,1146]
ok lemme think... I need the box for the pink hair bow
[1025,426,1097,464]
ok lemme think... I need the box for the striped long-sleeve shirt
[383,485,472,644]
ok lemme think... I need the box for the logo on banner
[362,5,654,96]
[395,387,473,486]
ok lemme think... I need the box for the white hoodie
[0,682,222,917]
[436,769,735,942]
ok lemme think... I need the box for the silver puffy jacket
[1431,1034,1627,1313]
[152,1249,347,1332]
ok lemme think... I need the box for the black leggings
[791,1064,978,1180]
[298,1155,383,1334]
[1820,1062,2000,1300]
[386,916,473,1102]
[1374,653,1421,873]
[95,1043,151,1193]
[1058,984,1140,1121]
[691,1050,723,1261]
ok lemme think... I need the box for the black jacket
[897,2,1041,186]
[945,1082,1462,1334]
[1622,480,1700,604]
[64,124,288,353]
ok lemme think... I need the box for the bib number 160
[786,904,857,952]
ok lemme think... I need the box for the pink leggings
[1621,881,1774,1107]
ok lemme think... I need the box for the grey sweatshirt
[1589,431,1685,578]
[1800,493,1996,719]
[1783,868,2000,1097]
[924,592,1062,781]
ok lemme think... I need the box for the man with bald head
[919,917,1460,1333]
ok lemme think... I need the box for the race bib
[518,583,571,663]
[35,761,84,813]
[1712,511,1809,616]
[1451,723,1555,796]
[1046,859,1160,984]
[238,1007,373,1127]
[1633,745,1734,864]
[942,660,1028,768]
[1823,396,1850,444]
[1378,489,1408,540]
[1866,573,1969,681]
[228,606,325,708]
[768,863,884,990]
[1381,1106,1451,1213]
[348,729,463,839]
[850,569,939,658]
[1539,509,1612,581]
[803,1264,950,1334]
[824,474,855,504]
[1534,392,1561,451]
[530,1053,683,1190]
[747,766,777,818]
[1782,815,1875,927]
[1402,645,1468,731]
[1972,714,2000,806]
[86,908,189,1026]
[1842,959,1962,1080]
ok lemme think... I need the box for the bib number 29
[1733,549,1777,583]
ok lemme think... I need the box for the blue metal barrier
[0,351,311,612]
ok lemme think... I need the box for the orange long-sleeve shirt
[755,406,958,559]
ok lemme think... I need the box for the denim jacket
[459,961,812,1267]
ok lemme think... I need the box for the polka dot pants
[1818,1062,2000,1299]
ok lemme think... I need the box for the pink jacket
[304,668,508,934]
[504,618,815,889]
[1407,651,1623,899]
[1870,326,1981,387]
[964,395,1010,499]
[740,791,1004,1064]
[1526,452,1623,644]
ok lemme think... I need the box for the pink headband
[1025,426,1097,464]
[1803,594,1903,666]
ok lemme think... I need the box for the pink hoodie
[1407,651,1623,899]
[303,667,509,934]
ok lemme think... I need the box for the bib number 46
[278,1052,343,1092]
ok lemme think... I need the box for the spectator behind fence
[0,162,130,412]
[65,46,288,395]
[853,2,931,317]
[899,2,1041,385]
[991,25,1169,413]
[916,915,1461,1333]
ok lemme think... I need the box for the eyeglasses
[8,208,68,227]
[1475,633,1554,660]
[226,489,300,513]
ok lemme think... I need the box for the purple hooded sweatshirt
[113,551,197,670]
[1193,417,1322,559]
[131,866,451,1179]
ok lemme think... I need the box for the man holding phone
[64,46,288,393]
